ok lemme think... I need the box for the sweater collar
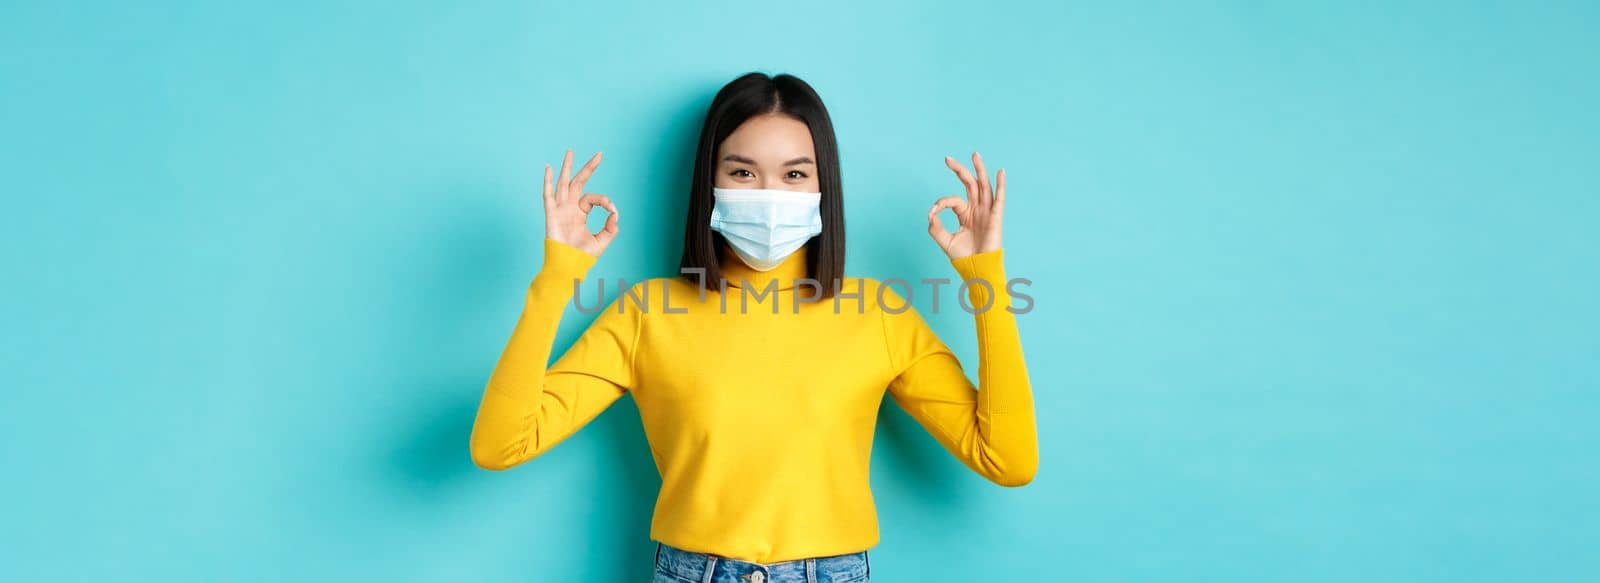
[719,241,810,292]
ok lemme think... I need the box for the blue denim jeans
[652,541,871,583]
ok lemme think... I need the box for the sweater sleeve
[469,238,641,471]
[880,248,1039,487]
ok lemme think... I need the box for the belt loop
[702,556,717,583]
[805,558,817,583]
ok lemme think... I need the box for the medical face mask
[709,187,823,272]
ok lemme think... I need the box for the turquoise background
[3,1,1597,581]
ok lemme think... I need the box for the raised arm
[469,149,635,471]
[884,151,1037,486]
[881,250,1038,486]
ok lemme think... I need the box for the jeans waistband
[654,541,870,583]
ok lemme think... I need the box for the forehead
[718,114,815,161]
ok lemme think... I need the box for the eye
[728,169,754,178]
[786,170,808,179]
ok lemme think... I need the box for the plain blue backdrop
[3,1,1597,581]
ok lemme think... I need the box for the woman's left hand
[927,151,1005,260]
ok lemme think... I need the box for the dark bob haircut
[677,71,845,297]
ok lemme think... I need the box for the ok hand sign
[927,151,1005,260]
[543,148,620,258]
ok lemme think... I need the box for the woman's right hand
[543,148,619,258]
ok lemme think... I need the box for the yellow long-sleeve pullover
[470,238,1038,564]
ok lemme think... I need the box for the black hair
[677,71,845,297]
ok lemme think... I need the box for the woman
[469,72,1037,583]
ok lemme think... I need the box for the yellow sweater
[470,238,1038,563]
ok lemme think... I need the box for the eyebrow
[722,154,816,166]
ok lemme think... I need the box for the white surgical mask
[709,187,823,271]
